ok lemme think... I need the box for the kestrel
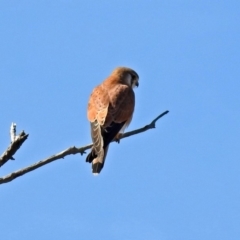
[86,67,139,174]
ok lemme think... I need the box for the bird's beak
[136,81,139,87]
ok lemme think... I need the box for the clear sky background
[0,1,239,239]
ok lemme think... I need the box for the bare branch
[0,131,29,167]
[10,123,17,142]
[0,110,169,184]
[119,110,169,139]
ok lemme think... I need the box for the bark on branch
[0,110,169,184]
[0,131,29,167]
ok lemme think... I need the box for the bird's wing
[107,84,135,129]
[86,83,135,174]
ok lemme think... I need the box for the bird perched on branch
[86,67,139,175]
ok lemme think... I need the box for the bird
[86,67,139,175]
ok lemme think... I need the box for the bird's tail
[86,120,125,175]
[86,145,109,175]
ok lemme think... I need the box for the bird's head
[112,67,139,88]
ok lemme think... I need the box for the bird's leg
[114,133,123,143]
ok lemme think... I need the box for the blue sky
[0,1,239,239]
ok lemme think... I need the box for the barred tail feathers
[86,120,126,174]
[86,121,105,174]
[92,145,109,175]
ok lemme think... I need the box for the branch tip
[0,130,29,168]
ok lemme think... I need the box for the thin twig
[0,131,29,167]
[0,110,169,184]
[119,110,169,139]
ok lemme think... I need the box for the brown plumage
[86,67,139,174]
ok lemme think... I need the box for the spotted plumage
[86,67,139,174]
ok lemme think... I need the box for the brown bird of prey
[86,67,139,174]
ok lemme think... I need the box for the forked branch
[0,131,29,167]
